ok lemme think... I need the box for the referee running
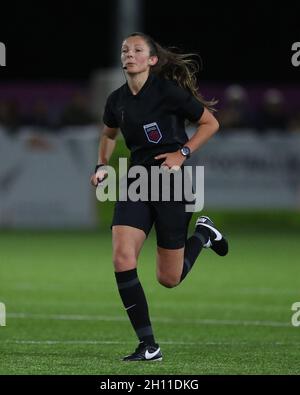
[91,32,228,362]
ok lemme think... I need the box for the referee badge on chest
[143,122,162,143]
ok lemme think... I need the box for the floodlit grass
[0,228,299,374]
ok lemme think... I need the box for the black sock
[180,227,211,282]
[115,268,155,345]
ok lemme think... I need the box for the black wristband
[94,164,105,173]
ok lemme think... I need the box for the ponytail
[127,32,218,112]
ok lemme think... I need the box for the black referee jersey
[103,73,204,167]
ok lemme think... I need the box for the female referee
[90,32,228,362]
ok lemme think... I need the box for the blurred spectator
[24,100,52,129]
[217,84,253,130]
[59,92,96,127]
[287,109,300,132]
[0,99,22,132]
[255,89,288,132]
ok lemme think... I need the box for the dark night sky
[0,0,299,82]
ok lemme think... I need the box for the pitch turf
[0,228,299,375]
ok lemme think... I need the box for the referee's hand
[90,168,108,187]
[154,150,186,171]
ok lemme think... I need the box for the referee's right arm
[98,124,119,166]
[90,124,119,187]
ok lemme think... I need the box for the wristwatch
[180,146,191,159]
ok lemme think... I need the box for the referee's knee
[113,250,137,272]
[157,273,180,289]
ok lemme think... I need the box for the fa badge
[143,122,162,143]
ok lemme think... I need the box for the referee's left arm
[154,108,219,169]
[184,107,219,154]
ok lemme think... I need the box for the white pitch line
[2,340,300,346]
[7,300,292,313]
[7,313,124,321]
[6,312,292,328]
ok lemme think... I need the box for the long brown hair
[127,32,217,112]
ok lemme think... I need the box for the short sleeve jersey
[103,73,204,167]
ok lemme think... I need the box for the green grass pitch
[0,228,299,375]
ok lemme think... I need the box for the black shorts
[111,199,193,249]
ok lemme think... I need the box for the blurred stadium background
[0,0,299,375]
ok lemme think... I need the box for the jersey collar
[125,73,155,98]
